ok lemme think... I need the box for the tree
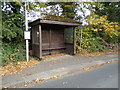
[47,2,78,19]
[1,1,48,65]
[2,2,47,42]
[94,2,120,22]
[76,11,119,53]
[75,2,119,52]
[2,2,24,42]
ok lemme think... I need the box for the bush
[76,36,105,53]
[75,27,108,53]
[76,14,119,54]
[0,42,26,66]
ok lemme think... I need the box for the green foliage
[85,14,119,44]
[48,2,78,19]
[1,2,48,65]
[60,2,77,19]
[2,2,48,43]
[95,2,120,22]
[76,27,105,53]
[2,2,25,42]
[2,20,24,42]
[76,14,119,53]
[0,43,26,66]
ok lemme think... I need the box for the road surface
[24,62,118,88]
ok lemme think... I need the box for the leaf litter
[76,49,118,57]
[0,58,40,76]
[1,54,66,76]
[1,50,117,76]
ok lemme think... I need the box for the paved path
[1,54,118,88]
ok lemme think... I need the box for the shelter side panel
[65,43,74,55]
[32,25,40,57]
[64,27,74,55]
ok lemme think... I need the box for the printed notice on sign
[24,31,30,40]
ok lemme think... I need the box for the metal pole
[3,0,5,6]
[25,1,29,62]
[80,26,82,52]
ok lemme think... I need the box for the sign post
[80,26,83,52]
[25,1,29,62]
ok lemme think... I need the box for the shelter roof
[29,15,82,26]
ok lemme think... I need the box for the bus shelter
[29,15,82,60]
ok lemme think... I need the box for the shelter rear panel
[50,28,65,54]
[42,29,50,55]
[41,25,65,55]
[51,29,64,48]
[42,29,50,50]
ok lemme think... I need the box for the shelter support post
[49,29,51,55]
[73,27,76,55]
[39,25,42,60]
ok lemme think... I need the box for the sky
[27,2,91,25]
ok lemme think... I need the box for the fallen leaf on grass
[76,49,118,57]
[50,74,63,79]
[83,67,91,71]
[1,59,40,76]
[35,78,40,82]
[3,86,8,88]
[24,84,27,87]
[52,76,57,79]
[106,61,111,64]
[57,74,62,77]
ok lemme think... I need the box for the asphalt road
[25,62,118,88]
